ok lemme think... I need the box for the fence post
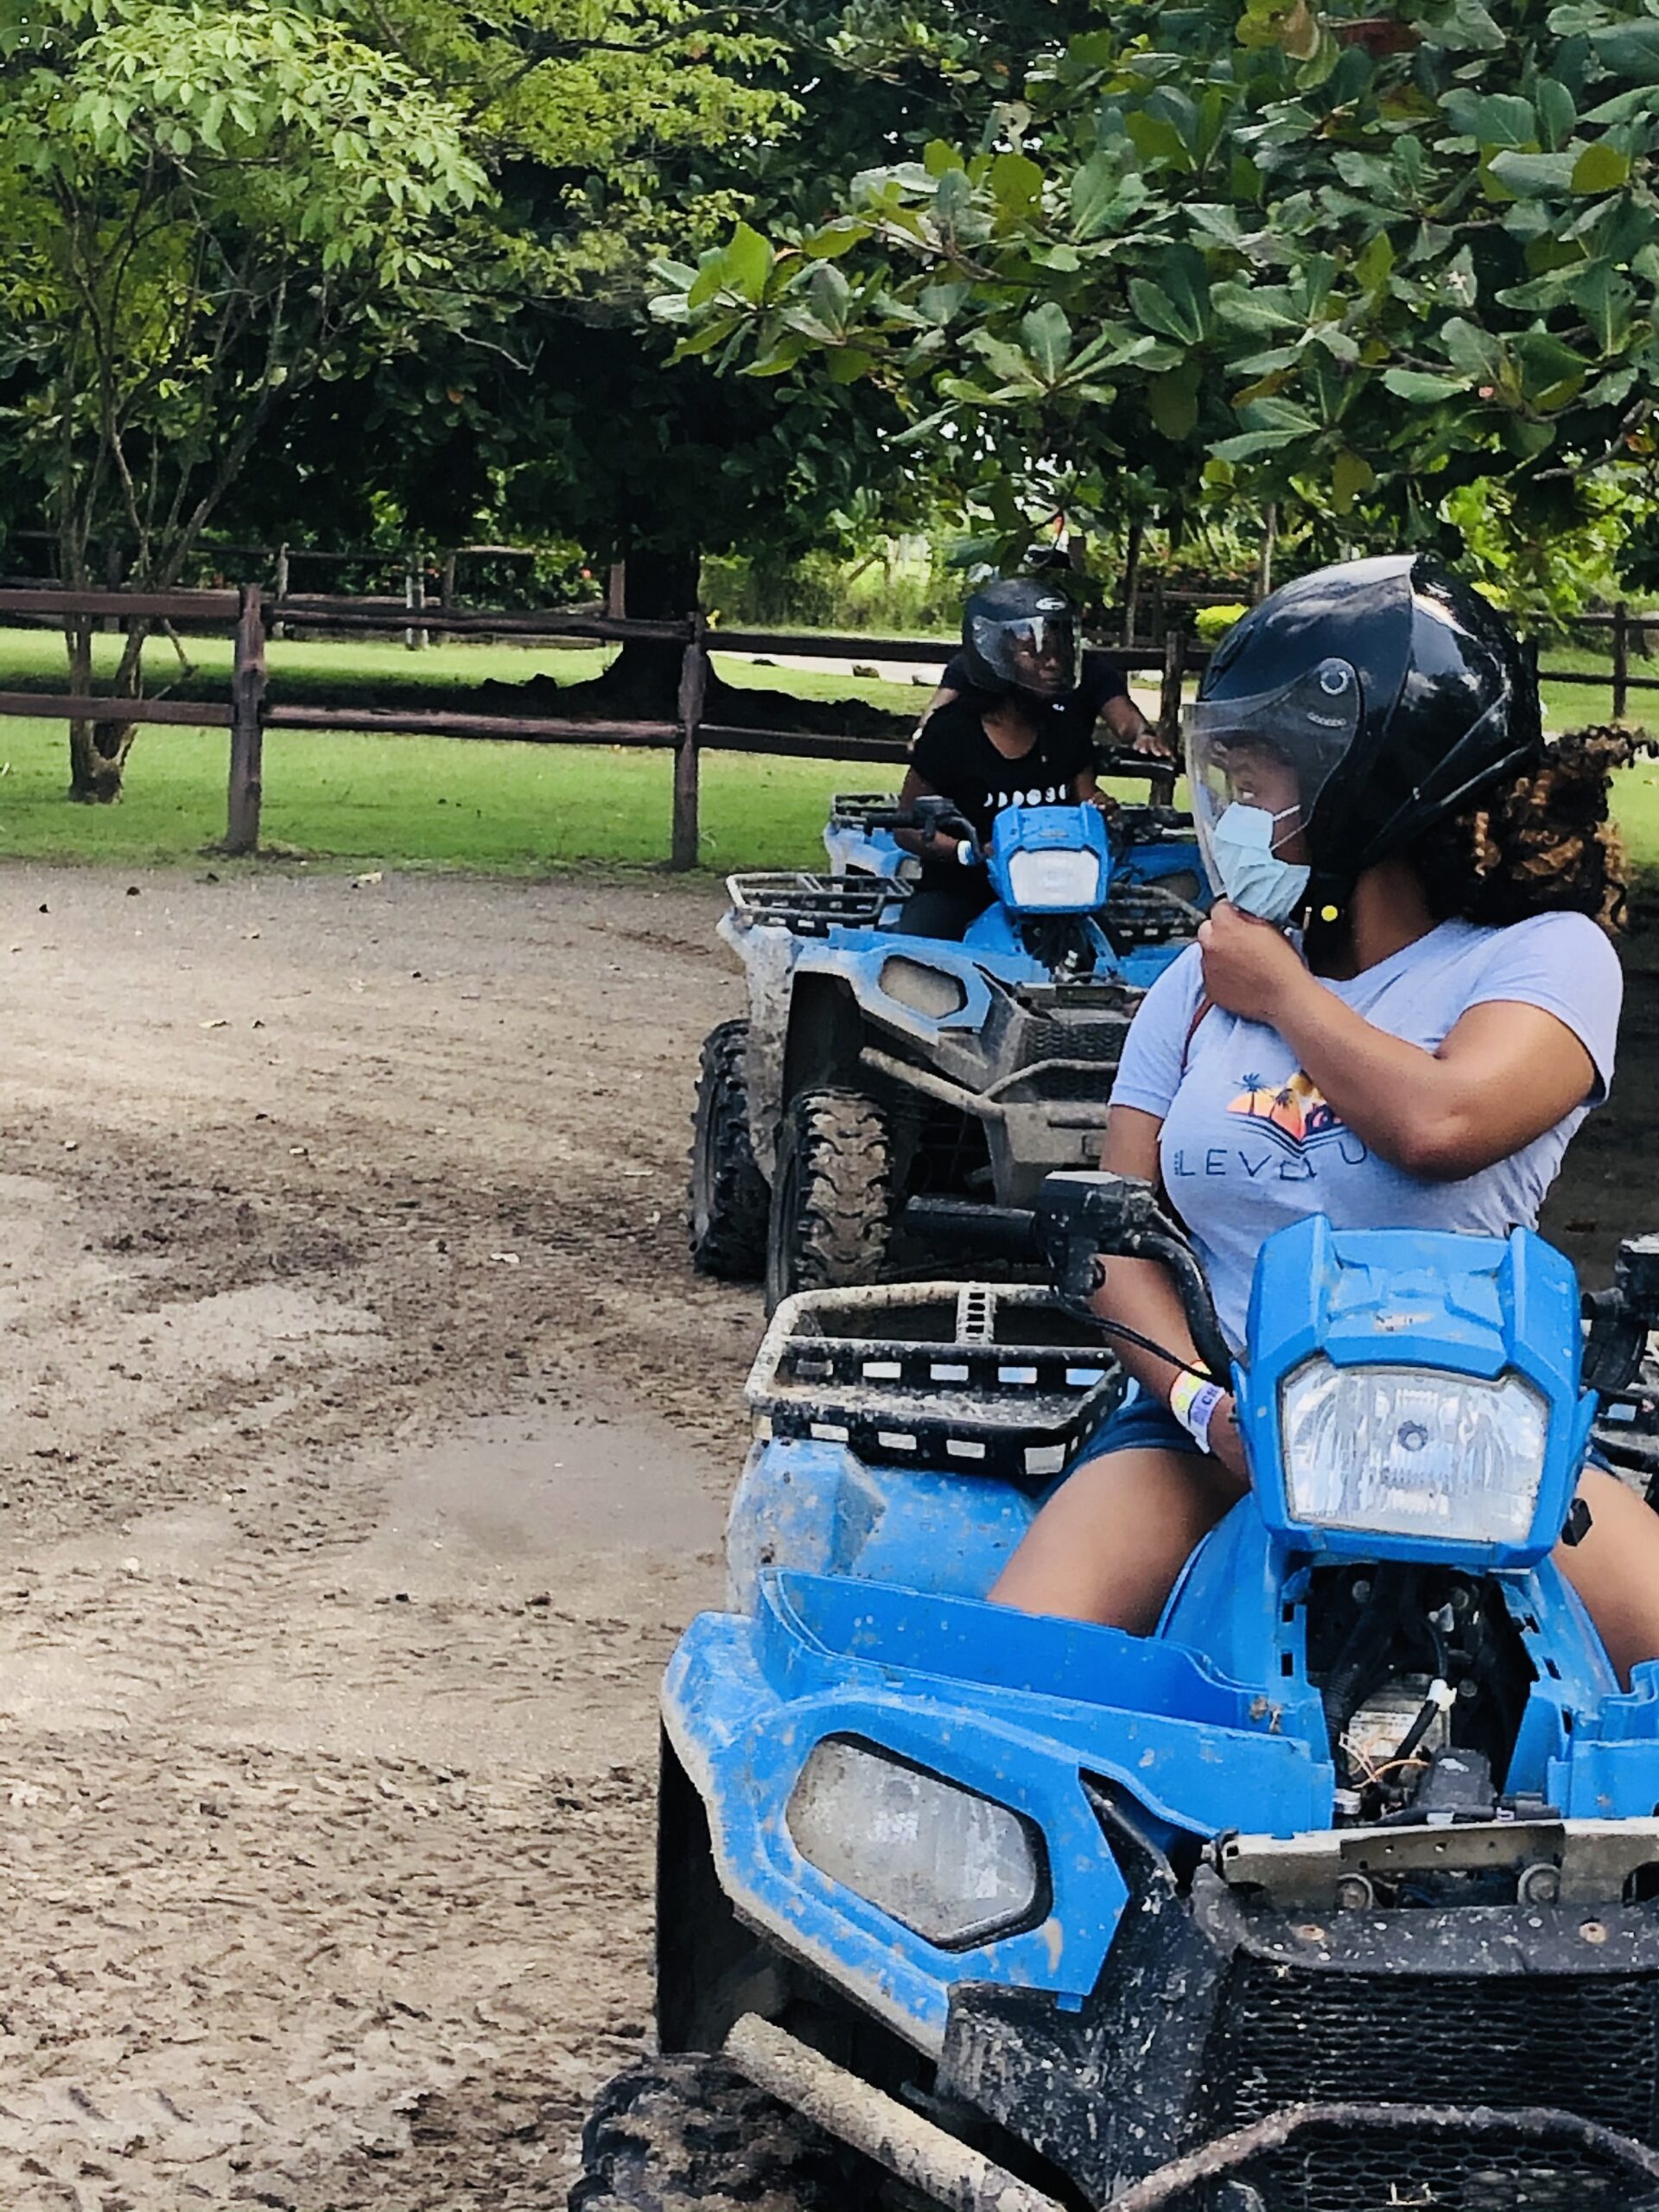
[1614,600,1630,721]
[441,548,457,608]
[404,547,427,651]
[1121,522,1143,648]
[1157,626,1185,763]
[672,614,708,871]
[271,542,289,641]
[225,584,266,855]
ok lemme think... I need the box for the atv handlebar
[1039,1171,1233,1384]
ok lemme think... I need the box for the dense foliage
[658,0,1659,587]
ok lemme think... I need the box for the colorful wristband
[1168,1370,1224,1450]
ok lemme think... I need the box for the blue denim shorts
[1083,1382,1203,1462]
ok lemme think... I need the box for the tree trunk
[558,543,700,719]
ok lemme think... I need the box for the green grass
[0,623,1654,877]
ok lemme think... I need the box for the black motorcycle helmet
[1185,554,1542,925]
[961,576,1078,702]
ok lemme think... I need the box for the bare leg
[1557,1467,1659,1688]
[990,1446,1246,1633]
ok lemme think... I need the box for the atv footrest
[726,871,906,936]
[749,1281,1123,1486]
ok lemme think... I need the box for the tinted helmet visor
[967,605,1077,700]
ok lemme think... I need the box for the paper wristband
[1168,1371,1224,1450]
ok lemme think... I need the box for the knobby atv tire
[766,1088,894,1314]
[688,1020,769,1281]
[569,2052,856,2212]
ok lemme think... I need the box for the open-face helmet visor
[966,599,1078,701]
[1184,658,1363,917]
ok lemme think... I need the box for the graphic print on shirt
[991,782,1068,810]
[1228,1067,1349,1157]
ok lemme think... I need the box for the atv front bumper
[944,1844,1659,2209]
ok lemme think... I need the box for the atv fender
[728,925,998,1180]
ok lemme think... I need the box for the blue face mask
[1209,802,1309,925]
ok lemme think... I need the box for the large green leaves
[656,0,1659,557]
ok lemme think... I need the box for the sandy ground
[0,860,1648,2212]
[0,864,760,2210]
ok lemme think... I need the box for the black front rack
[747,1281,1124,1488]
[725,871,907,937]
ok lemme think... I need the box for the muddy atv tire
[569,2052,854,2211]
[688,1020,769,1281]
[765,1088,894,1314]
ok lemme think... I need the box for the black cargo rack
[1106,880,1204,948]
[725,871,906,937]
[747,1281,1124,1488]
[827,791,900,830]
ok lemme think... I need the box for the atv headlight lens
[1280,1358,1548,1545]
[1005,849,1104,912]
[786,1738,1043,1948]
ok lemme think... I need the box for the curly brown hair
[1408,725,1644,937]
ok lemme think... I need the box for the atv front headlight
[786,1738,1044,1948]
[1004,848,1105,912]
[1280,1357,1548,1545]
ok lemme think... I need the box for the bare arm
[913,680,959,733]
[893,764,976,861]
[1196,904,1599,1180]
[1094,1108,1246,1478]
[1100,691,1169,756]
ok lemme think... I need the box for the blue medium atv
[578,1183,1659,2212]
[687,792,1208,1312]
[823,754,1208,929]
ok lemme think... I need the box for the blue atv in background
[687,790,1209,1312]
[577,1185,1659,2212]
[824,750,1209,931]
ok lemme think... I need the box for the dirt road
[0,861,1649,2211]
[0,864,757,2209]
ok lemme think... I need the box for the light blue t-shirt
[1111,912,1622,1351]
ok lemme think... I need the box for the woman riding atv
[895,577,1142,938]
[992,554,1659,1684]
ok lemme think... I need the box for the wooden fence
[0,583,1650,868]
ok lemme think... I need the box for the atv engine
[1303,1560,1535,1826]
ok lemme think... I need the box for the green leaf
[1486,149,1578,197]
[722,222,772,302]
[1440,316,1505,381]
[799,220,870,261]
[924,139,964,177]
[1020,301,1073,381]
[1570,141,1630,194]
[1212,280,1297,334]
[1568,261,1635,353]
[1148,360,1201,441]
[1382,369,1466,401]
[989,150,1044,214]
[1354,232,1395,296]
[1535,75,1576,150]
[1128,244,1211,346]
[1332,448,1376,514]
[1070,150,1121,241]
[1471,92,1540,149]
[806,260,850,339]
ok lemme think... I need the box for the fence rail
[0,583,1647,866]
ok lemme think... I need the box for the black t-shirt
[940,647,1128,716]
[910,690,1096,858]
